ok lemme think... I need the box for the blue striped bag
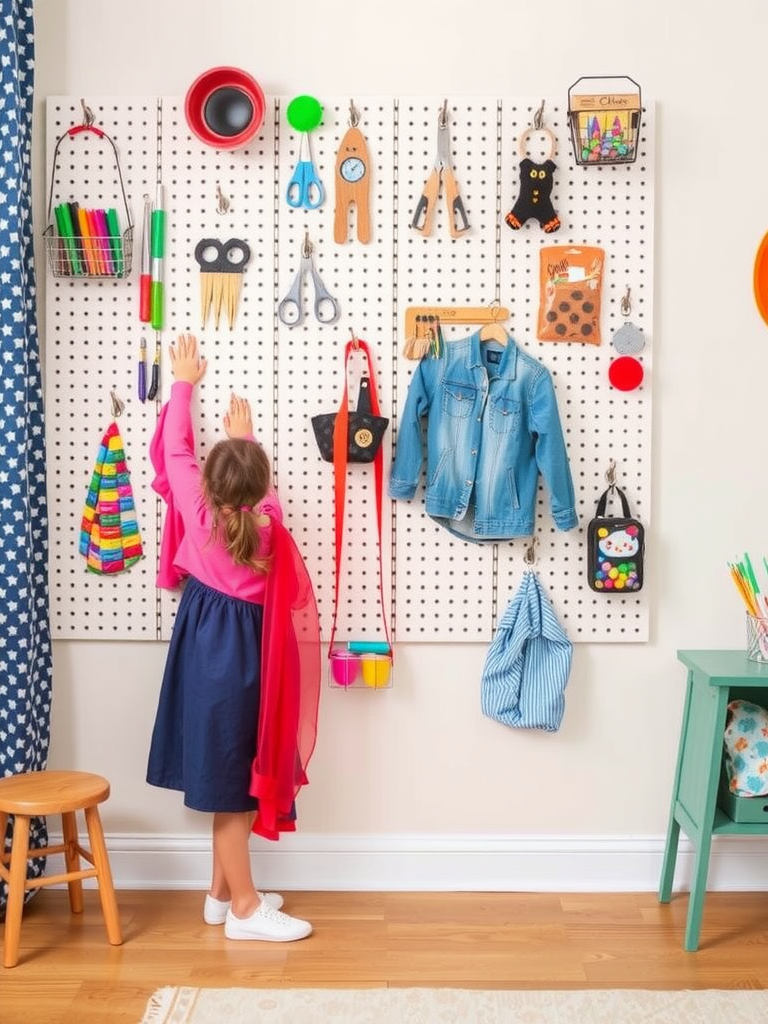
[480,571,573,733]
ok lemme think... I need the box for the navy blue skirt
[147,577,263,813]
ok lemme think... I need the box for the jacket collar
[466,330,519,380]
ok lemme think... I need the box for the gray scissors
[278,233,340,328]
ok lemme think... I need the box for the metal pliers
[411,102,470,238]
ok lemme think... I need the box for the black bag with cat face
[587,486,645,594]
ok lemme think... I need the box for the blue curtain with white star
[0,0,52,913]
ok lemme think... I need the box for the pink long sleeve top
[151,380,322,839]
[157,380,281,602]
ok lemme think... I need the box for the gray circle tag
[612,322,645,355]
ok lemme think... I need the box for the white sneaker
[224,901,313,942]
[204,891,283,925]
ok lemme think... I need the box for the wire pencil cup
[746,613,768,663]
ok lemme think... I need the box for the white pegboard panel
[45,93,654,646]
[45,97,160,639]
[275,97,395,646]
[156,96,277,640]
[496,97,654,642]
[393,98,501,642]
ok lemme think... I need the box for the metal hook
[110,389,125,419]
[80,98,95,128]
[605,459,617,490]
[349,99,360,128]
[532,100,545,131]
[439,99,448,128]
[523,536,538,566]
[215,184,231,215]
[620,287,632,318]
[349,327,360,350]
[301,231,313,259]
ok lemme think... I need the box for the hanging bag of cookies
[537,245,605,344]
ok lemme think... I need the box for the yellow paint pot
[360,653,392,689]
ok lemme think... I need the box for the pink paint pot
[329,649,360,688]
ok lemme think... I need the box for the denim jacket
[389,332,578,541]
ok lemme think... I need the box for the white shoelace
[256,901,292,923]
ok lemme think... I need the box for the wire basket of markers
[44,118,134,279]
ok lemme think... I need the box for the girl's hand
[223,393,253,439]
[169,333,207,385]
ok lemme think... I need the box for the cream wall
[32,0,768,887]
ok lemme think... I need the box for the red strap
[328,338,392,659]
[68,125,105,138]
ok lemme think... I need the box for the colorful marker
[150,183,165,331]
[139,195,151,321]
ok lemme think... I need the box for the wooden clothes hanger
[478,319,509,345]
[404,304,510,342]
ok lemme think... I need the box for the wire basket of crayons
[567,76,642,166]
[728,553,768,663]
[43,117,133,279]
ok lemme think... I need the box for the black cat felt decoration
[505,125,561,234]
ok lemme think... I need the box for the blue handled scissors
[278,233,339,328]
[286,133,324,210]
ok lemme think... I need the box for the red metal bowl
[185,67,265,149]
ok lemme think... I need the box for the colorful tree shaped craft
[79,420,143,574]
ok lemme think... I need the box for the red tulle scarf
[249,520,321,839]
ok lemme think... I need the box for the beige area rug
[140,986,768,1024]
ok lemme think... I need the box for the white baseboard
[44,832,768,892]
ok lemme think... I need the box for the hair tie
[239,505,252,513]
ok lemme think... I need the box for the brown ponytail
[202,438,273,573]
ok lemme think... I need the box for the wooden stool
[0,769,122,967]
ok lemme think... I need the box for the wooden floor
[4,889,768,1024]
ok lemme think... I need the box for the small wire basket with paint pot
[329,641,393,690]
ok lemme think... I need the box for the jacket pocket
[442,381,476,418]
[490,395,520,435]
[428,447,451,488]
[506,466,521,509]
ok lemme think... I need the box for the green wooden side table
[659,649,768,950]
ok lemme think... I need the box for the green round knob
[286,95,323,133]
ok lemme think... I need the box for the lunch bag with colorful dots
[587,486,644,593]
